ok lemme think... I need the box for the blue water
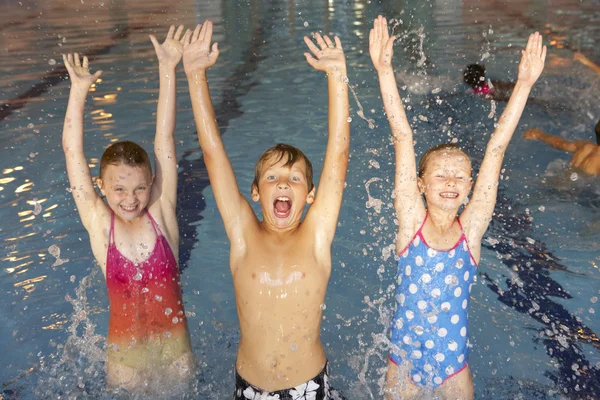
[1,0,599,398]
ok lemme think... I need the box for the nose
[277,180,289,189]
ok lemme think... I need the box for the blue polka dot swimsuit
[390,214,477,388]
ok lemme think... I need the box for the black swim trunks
[233,362,344,400]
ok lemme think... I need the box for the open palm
[150,25,185,68]
[517,32,546,87]
[63,53,102,89]
[183,21,219,74]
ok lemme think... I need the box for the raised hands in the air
[303,32,346,74]
[63,53,102,91]
[517,31,546,87]
[183,21,220,74]
[150,24,186,68]
[369,15,397,73]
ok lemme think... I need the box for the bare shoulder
[147,202,178,249]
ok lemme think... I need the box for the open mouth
[440,192,458,199]
[120,204,138,212]
[273,196,292,218]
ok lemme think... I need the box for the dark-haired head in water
[463,63,515,101]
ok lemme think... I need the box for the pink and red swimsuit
[106,211,191,367]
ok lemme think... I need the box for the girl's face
[98,163,154,221]
[418,150,473,211]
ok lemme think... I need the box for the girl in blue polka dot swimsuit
[369,16,546,399]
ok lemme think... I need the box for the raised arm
[369,16,425,245]
[149,25,185,212]
[301,32,350,244]
[183,21,253,238]
[62,53,105,231]
[523,128,590,153]
[462,32,546,240]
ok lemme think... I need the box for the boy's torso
[231,224,331,391]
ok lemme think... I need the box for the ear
[97,178,106,196]
[151,173,156,184]
[306,186,316,204]
[417,177,426,194]
[251,184,260,202]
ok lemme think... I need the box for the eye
[290,176,301,182]
[266,175,276,181]
[115,188,124,192]
[136,186,147,192]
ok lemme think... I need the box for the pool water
[1,0,599,399]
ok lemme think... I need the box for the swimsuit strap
[415,212,429,238]
[146,210,162,237]
[109,211,115,245]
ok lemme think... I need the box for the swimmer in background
[182,21,349,399]
[369,15,545,399]
[463,63,516,101]
[523,119,600,176]
[61,26,194,393]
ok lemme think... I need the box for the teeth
[122,205,137,211]
[440,193,458,198]
[276,197,290,201]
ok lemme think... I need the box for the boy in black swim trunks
[182,20,349,399]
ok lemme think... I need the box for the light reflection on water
[1,0,599,399]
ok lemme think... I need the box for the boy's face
[418,151,473,211]
[251,154,315,230]
[98,163,154,222]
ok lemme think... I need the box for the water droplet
[320,303,326,310]
[154,295,162,302]
[347,117,352,123]
[172,317,179,324]
[132,271,142,281]
[570,172,578,181]
[538,205,545,212]
[48,59,56,66]
[165,307,172,316]
[303,21,309,27]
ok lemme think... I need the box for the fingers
[200,20,213,43]
[211,42,219,55]
[74,52,81,67]
[92,70,103,81]
[334,36,342,50]
[182,29,192,47]
[166,25,175,40]
[541,44,547,62]
[304,52,318,68]
[82,56,89,69]
[192,24,202,43]
[149,34,159,50]
[174,25,184,41]
[313,32,328,50]
[304,36,321,56]
[323,35,334,48]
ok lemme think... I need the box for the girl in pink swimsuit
[61,26,194,393]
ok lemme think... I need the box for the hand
[369,15,396,73]
[517,32,546,87]
[183,21,219,74]
[150,25,186,69]
[303,32,346,75]
[63,53,103,91]
[523,128,543,140]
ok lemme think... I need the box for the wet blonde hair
[252,144,314,192]
[418,143,471,178]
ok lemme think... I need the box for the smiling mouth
[273,196,292,218]
[440,192,458,198]
[121,205,138,212]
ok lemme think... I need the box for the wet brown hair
[99,141,152,179]
[418,143,471,178]
[252,144,314,192]
[595,119,600,145]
